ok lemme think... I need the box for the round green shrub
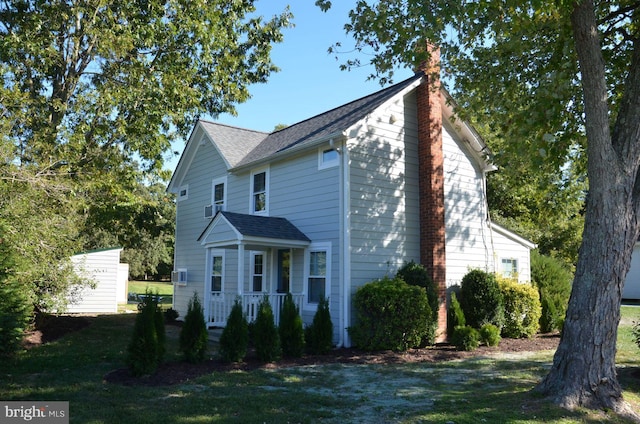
[498,277,541,339]
[305,296,333,355]
[446,291,465,338]
[459,269,505,330]
[279,293,305,358]
[531,251,572,332]
[451,325,480,351]
[219,299,248,363]
[349,276,432,351]
[253,296,281,362]
[479,323,501,347]
[396,261,438,345]
[179,292,208,363]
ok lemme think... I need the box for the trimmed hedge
[531,251,572,333]
[350,276,432,351]
[451,325,480,351]
[479,323,501,347]
[459,269,505,330]
[498,277,541,339]
[396,261,438,345]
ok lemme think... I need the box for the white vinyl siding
[68,248,124,313]
[442,117,493,287]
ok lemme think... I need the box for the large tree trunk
[536,0,640,419]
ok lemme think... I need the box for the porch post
[237,243,245,296]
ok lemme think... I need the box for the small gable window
[177,185,188,201]
[319,146,339,170]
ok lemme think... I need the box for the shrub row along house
[167,55,535,346]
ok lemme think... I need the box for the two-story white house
[168,68,535,347]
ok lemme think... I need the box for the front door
[277,249,291,293]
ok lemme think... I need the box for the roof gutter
[229,131,347,173]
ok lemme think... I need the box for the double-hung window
[251,168,268,214]
[251,252,264,292]
[501,258,518,278]
[306,242,331,307]
[211,254,223,292]
[212,177,226,213]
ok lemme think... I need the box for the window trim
[210,250,225,293]
[212,176,227,212]
[177,185,189,201]
[250,167,269,215]
[500,257,518,278]
[303,241,331,310]
[318,146,339,170]
[250,251,265,293]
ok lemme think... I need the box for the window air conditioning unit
[171,269,187,286]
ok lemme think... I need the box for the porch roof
[198,211,311,250]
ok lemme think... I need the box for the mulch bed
[21,314,562,387]
[103,333,561,387]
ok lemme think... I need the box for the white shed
[67,248,128,313]
[624,243,640,300]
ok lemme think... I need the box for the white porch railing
[208,292,304,327]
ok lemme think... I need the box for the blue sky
[165,1,414,171]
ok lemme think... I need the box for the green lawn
[1,307,638,423]
[121,280,174,311]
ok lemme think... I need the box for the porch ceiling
[198,211,311,250]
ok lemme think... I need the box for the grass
[1,308,638,423]
[120,280,174,312]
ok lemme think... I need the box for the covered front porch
[198,211,311,327]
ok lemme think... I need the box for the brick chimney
[416,45,447,341]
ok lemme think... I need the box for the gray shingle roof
[198,121,268,168]
[199,73,423,170]
[219,211,310,242]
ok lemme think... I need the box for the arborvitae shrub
[459,269,505,330]
[253,296,281,362]
[279,293,305,358]
[451,325,480,351]
[447,291,465,338]
[633,321,640,351]
[127,290,164,376]
[0,227,32,357]
[219,299,248,363]
[539,293,557,334]
[498,277,541,338]
[179,292,208,363]
[396,261,438,345]
[479,323,501,347]
[531,251,572,332]
[305,296,333,354]
[350,277,432,351]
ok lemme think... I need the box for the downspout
[339,136,351,348]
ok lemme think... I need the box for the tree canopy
[1,0,291,310]
[320,0,640,416]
